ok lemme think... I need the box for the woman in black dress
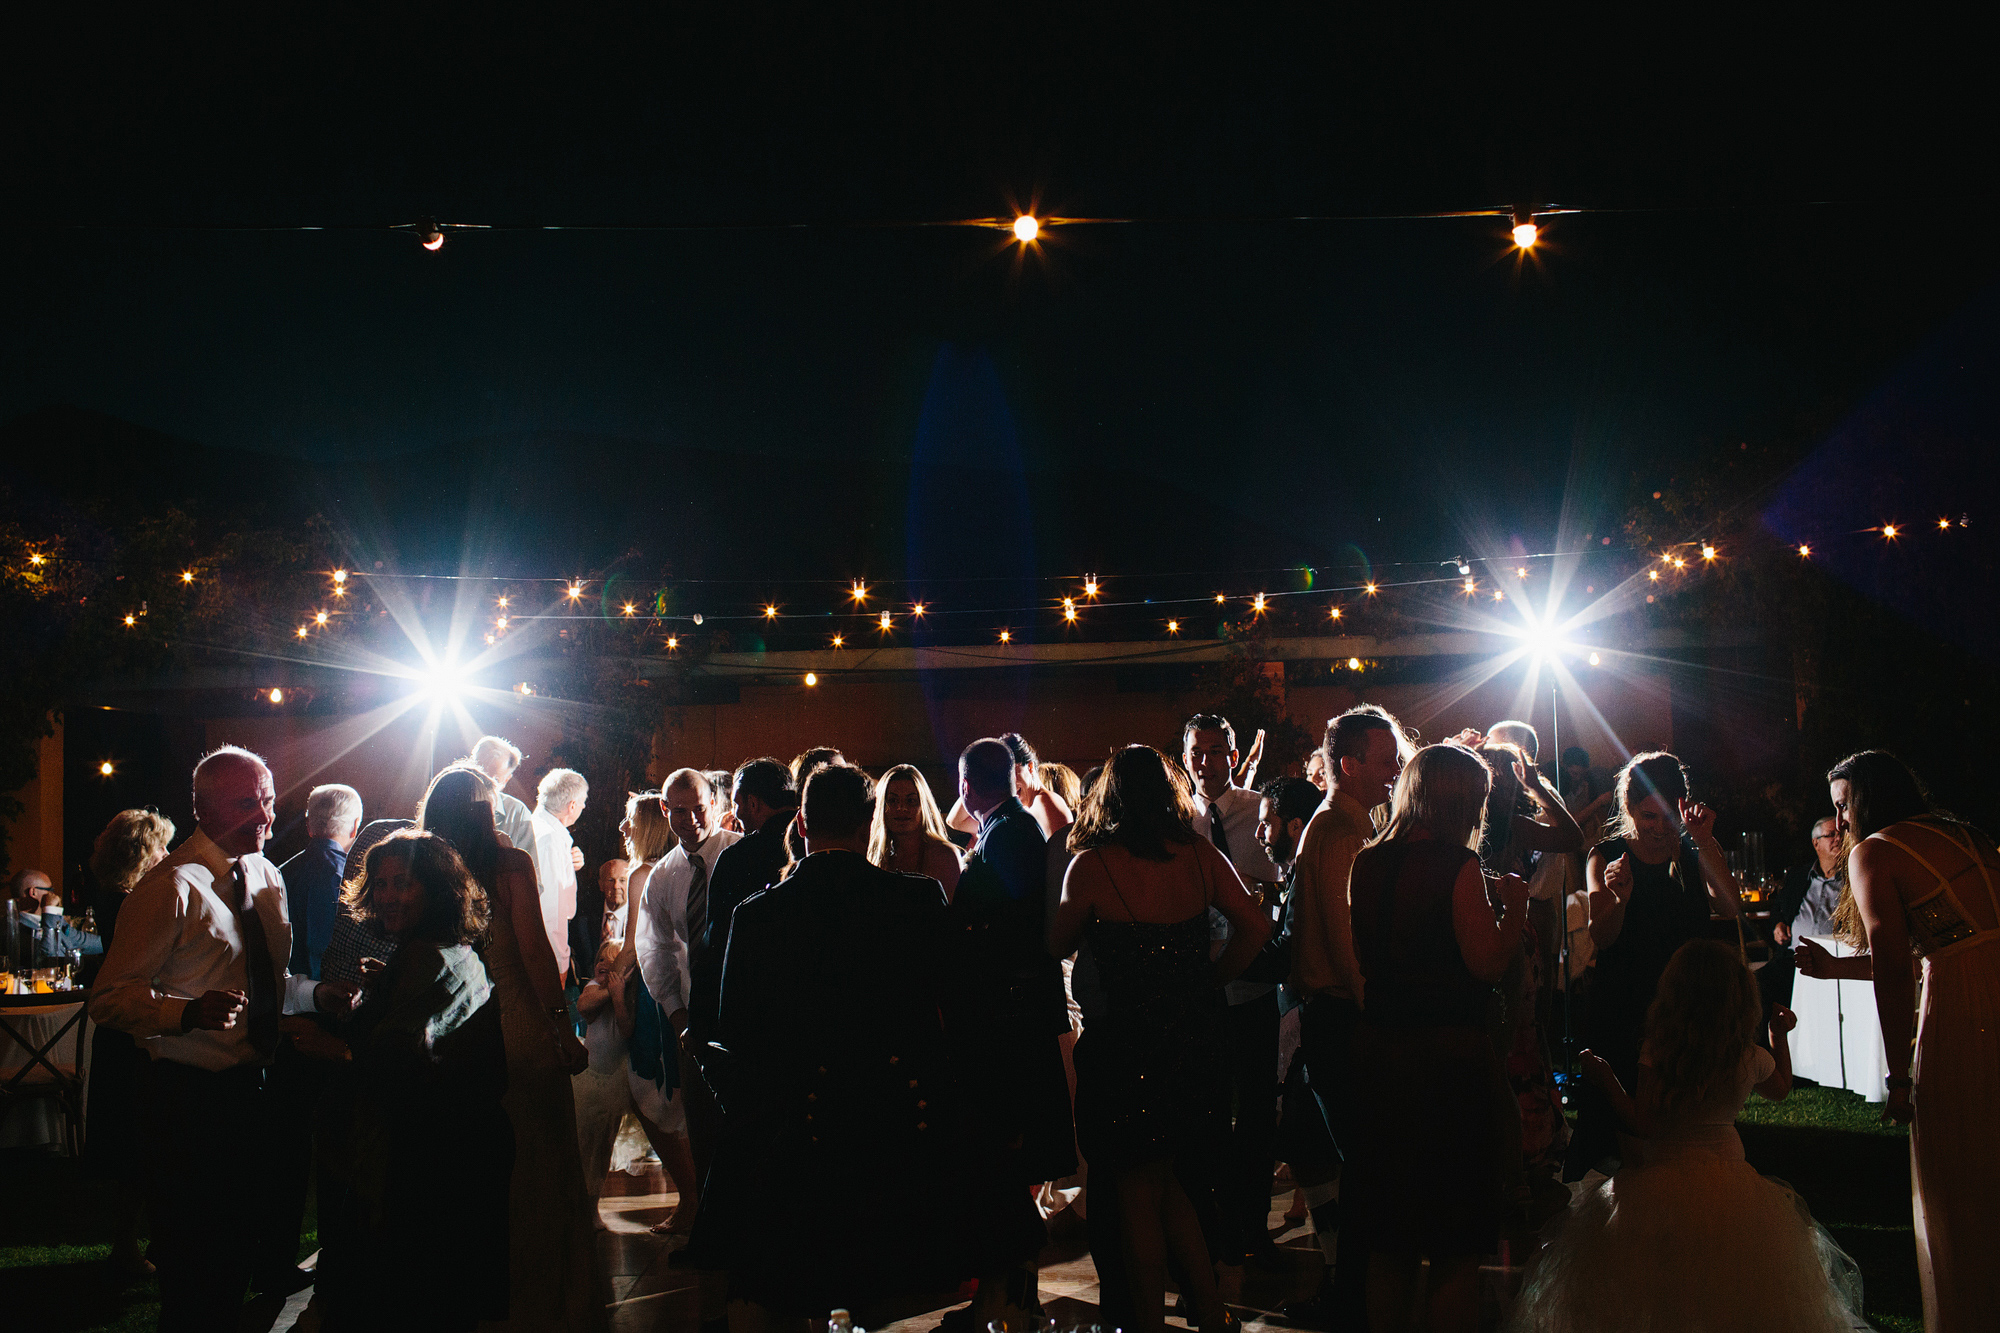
[317,830,512,1332]
[1348,742,1530,1333]
[83,808,176,1279]
[1050,745,1269,1333]
[1566,751,1741,1178]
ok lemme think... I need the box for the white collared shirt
[88,827,319,1071]
[1195,784,1282,1004]
[634,828,741,1020]
[531,805,579,975]
[493,789,537,855]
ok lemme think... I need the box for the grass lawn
[1,1085,1921,1332]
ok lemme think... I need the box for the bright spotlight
[1519,616,1573,662]
[415,660,468,703]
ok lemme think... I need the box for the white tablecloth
[1791,935,1888,1102]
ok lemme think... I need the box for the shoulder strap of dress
[1940,824,2000,923]
[1873,828,1954,891]
[1095,847,1139,920]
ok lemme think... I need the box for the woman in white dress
[610,790,701,1236]
[419,765,607,1332]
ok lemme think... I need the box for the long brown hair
[341,829,492,947]
[867,765,957,869]
[1644,939,1761,1118]
[1067,745,1199,861]
[416,764,502,882]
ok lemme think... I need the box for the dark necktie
[1207,796,1232,861]
[230,863,281,1062]
[685,849,709,952]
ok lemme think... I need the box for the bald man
[91,746,359,1330]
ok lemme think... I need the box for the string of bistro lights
[18,514,1969,656]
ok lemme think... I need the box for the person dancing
[1798,751,2000,1330]
[1050,745,1270,1333]
[869,763,964,900]
[419,765,606,1331]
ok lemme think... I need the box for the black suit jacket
[953,797,1069,1036]
[690,811,792,1039]
[714,849,953,1129]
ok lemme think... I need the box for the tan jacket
[1288,788,1374,1002]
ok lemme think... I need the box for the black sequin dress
[1072,901,1227,1171]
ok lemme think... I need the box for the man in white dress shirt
[1183,712,1287,1264]
[471,734,539,853]
[90,746,358,1332]
[634,766,740,1326]
[532,766,589,980]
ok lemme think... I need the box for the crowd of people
[12,705,1991,1333]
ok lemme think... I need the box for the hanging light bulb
[911,602,926,617]
[1701,545,1718,561]
[496,595,509,609]
[1588,652,1601,666]
[804,673,818,687]
[1329,606,1342,620]
[99,760,115,777]
[999,629,1012,643]
[667,635,679,650]
[1797,544,1811,557]
[1013,215,1040,243]
[418,218,445,251]
[333,569,348,584]
[1516,566,1528,578]
[621,603,636,616]
[181,570,195,584]
[269,688,284,704]
[764,604,778,620]
[1253,593,1267,612]
[297,626,310,638]
[831,634,844,648]
[315,610,330,626]
[1649,569,1661,581]
[495,615,508,630]
[567,582,583,600]
[1938,517,1953,531]
[1882,524,1899,539]
[1083,576,1098,597]
[1167,619,1180,633]
[1511,208,1539,249]
[1364,582,1378,596]
[879,611,893,630]
[1215,593,1226,604]
[851,581,868,602]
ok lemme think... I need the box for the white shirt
[531,806,579,976]
[493,789,537,856]
[89,827,319,1071]
[1195,785,1281,1005]
[635,828,741,1021]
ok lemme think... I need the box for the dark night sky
[5,9,1998,608]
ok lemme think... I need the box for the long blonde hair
[1644,939,1761,1117]
[867,765,957,868]
[623,790,674,866]
[1373,743,1491,849]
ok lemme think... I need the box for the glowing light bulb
[1512,221,1539,249]
[912,602,926,617]
[332,584,346,598]
[99,761,114,777]
[181,570,194,584]
[1253,593,1266,612]
[315,610,329,626]
[1516,567,1528,578]
[419,221,445,251]
[496,596,509,609]
[1463,579,1476,593]
[1939,517,1952,531]
[567,582,583,600]
[1348,657,1363,671]
[1798,544,1811,557]
[123,614,136,627]
[1588,652,1602,666]
[880,611,893,630]
[30,553,46,565]
[804,673,818,687]
[1649,570,1661,581]
[1364,582,1377,596]
[1215,593,1226,604]
[1882,524,1899,539]
[764,604,778,619]
[1329,606,1342,620]
[297,626,309,638]
[999,630,1012,643]
[1084,578,1098,597]
[1013,215,1039,243]
[269,688,284,704]
[1064,606,1078,622]
[1167,619,1180,633]
[1701,545,1717,560]
[667,636,679,650]
[484,633,495,644]
[831,634,844,648]
[495,616,508,630]
[333,569,347,584]
[851,581,868,602]
[1671,557,1686,569]
[621,603,636,616]
[1493,589,1505,601]
[1063,597,1075,613]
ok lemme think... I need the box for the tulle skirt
[1507,1147,1863,1333]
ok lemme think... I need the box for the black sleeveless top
[1350,840,1492,1028]
[1590,834,1711,1019]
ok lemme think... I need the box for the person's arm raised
[1587,848,1629,949]
[1682,800,1741,919]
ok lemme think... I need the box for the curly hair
[90,808,176,893]
[1644,939,1761,1119]
[340,829,491,947]
[1067,745,1198,861]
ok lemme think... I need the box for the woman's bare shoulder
[495,845,536,875]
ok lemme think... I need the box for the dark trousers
[145,1059,284,1333]
[259,1037,325,1282]
[1300,994,1366,1321]
[1218,991,1281,1260]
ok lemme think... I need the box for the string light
[804,672,818,687]
[621,603,636,616]
[1938,517,1953,531]
[496,596,509,609]
[666,636,679,650]
[831,634,844,648]
[999,629,1011,643]
[1364,582,1377,596]
[1252,593,1267,613]
[29,552,46,566]
[1671,557,1686,570]
[1462,578,1476,594]
[1882,524,1899,539]
[123,614,136,627]
[764,604,778,620]
[1328,606,1342,620]
[180,570,195,584]
[495,615,508,630]
[268,688,284,704]
[1701,545,1717,561]
[1013,215,1039,243]
[1347,657,1363,671]
[1511,208,1539,249]
[314,610,330,626]
[332,583,346,598]
[1064,605,1078,622]
[1649,569,1661,581]
[332,569,347,585]
[911,602,926,618]
[418,219,445,251]
[1083,577,1099,598]
[879,611,893,630]
[567,582,583,600]
[1215,593,1226,604]
[1454,559,1472,576]
[296,626,309,639]
[484,632,495,644]
[1588,652,1602,666]
[98,761,114,777]
[1492,589,1505,601]
[1516,567,1528,578]
[1167,619,1180,633]
[516,683,535,696]
[1797,544,1811,557]
[851,581,868,602]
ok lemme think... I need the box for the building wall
[2,725,65,893]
